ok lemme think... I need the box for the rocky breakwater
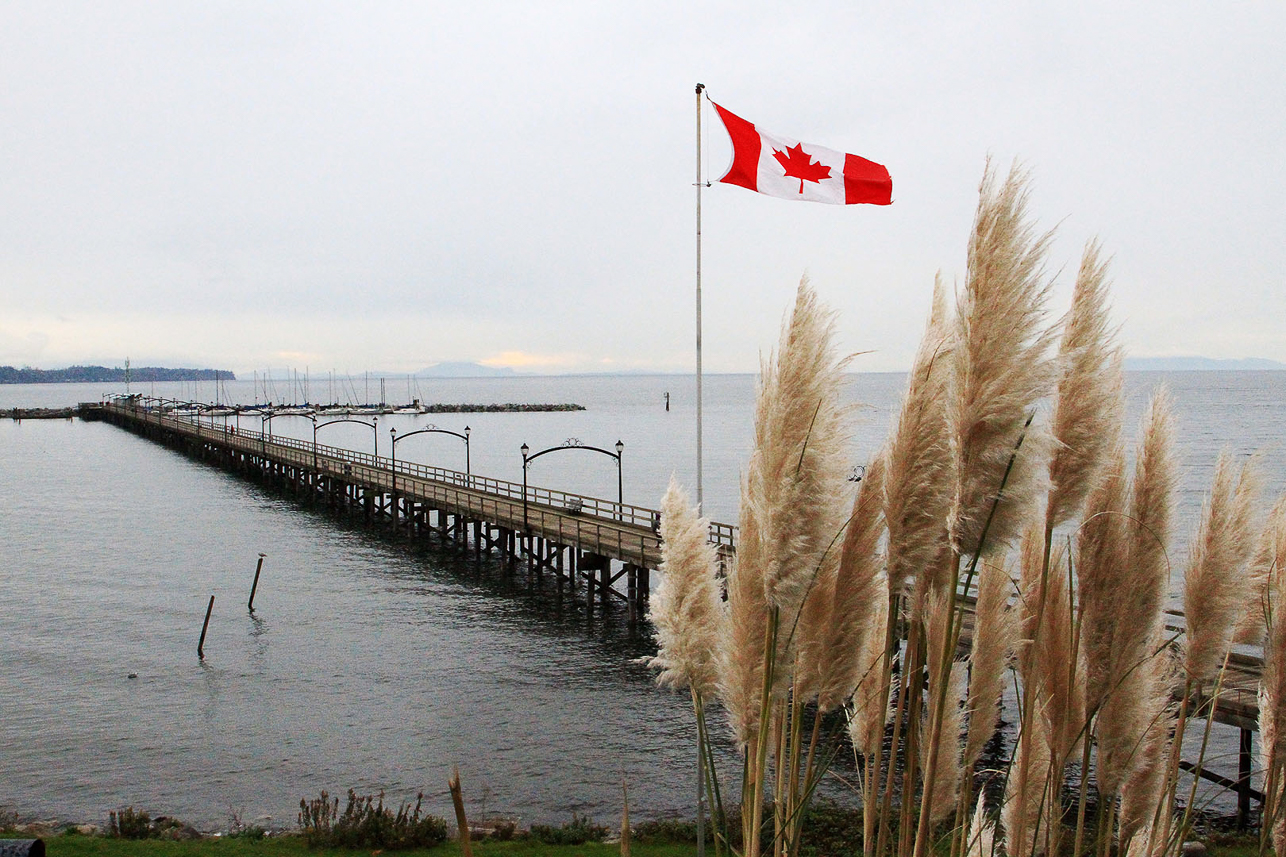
[421,402,585,413]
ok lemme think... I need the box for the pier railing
[106,399,740,550]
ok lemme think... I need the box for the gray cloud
[2,2,1283,373]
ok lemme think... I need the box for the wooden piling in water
[247,553,266,611]
[197,595,215,659]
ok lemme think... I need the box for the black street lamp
[260,409,313,458]
[520,438,625,532]
[389,425,472,495]
[309,414,319,470]
[521,442,530,532]
[312,417,379,471]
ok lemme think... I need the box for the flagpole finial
[695,82,704,94]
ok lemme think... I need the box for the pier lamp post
[521,442,530,532]
[615,439,624,519]
[310,414,319,470]
[390,427,398,494]
[313,417,379,472]
[390,424,472,490]
[520,438,626,533]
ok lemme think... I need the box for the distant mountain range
[0,365,235,384]
[1123,357,1286,371]
[412,362,516,378]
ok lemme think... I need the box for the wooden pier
[87,397,1269,820]
[93,398,734,620]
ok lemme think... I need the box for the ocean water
[1,371,1283,828]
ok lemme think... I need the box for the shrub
[227,824,266,841]
[107,810,199,841]
[227,808,265,840]
[527,813,610,845]
[298,789,447,850]
[108,807,151,839]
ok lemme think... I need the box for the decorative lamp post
[615,439,625,515]
[390,424,472,487]
[520,438,626,530]
[521,442,530,532]
[390,427,398,493]
[312,417,379,474]
[310,414,319,470]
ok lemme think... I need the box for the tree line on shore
[0,366,235,384]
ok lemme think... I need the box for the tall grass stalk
[1262,558,1286,855]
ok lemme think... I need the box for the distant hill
[0,365,236,384]
[414,362,516,378]
[1124,357,1286,371]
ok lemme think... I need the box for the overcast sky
[2,2,1283,375]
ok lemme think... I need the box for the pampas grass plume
[967,793,996,857]
[749,277,850,618]
[1235,495,1286,645]
[719,546,765,747]
[1260,556,1286,851]
[886,274,956,594]
[1078,445,1129,715]
[949,161,1059,558]
[964,558,1016,768]
[848,583,892,757]
[720,277,848,743]
[1116,643,1175,849]
[814,454,888,712]
[647,477,724,697]
[1096,389,1176,798]
[1182,450,1261,682]
[1018,529,1085,764]
[1047,240,1123,529]
[1002,700,1054,857]
[922,589,966,824]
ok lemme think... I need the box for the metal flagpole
[695,82,705,510]
[693,80,706,857]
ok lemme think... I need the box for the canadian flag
[712,102,892,206]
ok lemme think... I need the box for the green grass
[4,834,696,857]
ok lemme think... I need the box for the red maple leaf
[772,143,832,193]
